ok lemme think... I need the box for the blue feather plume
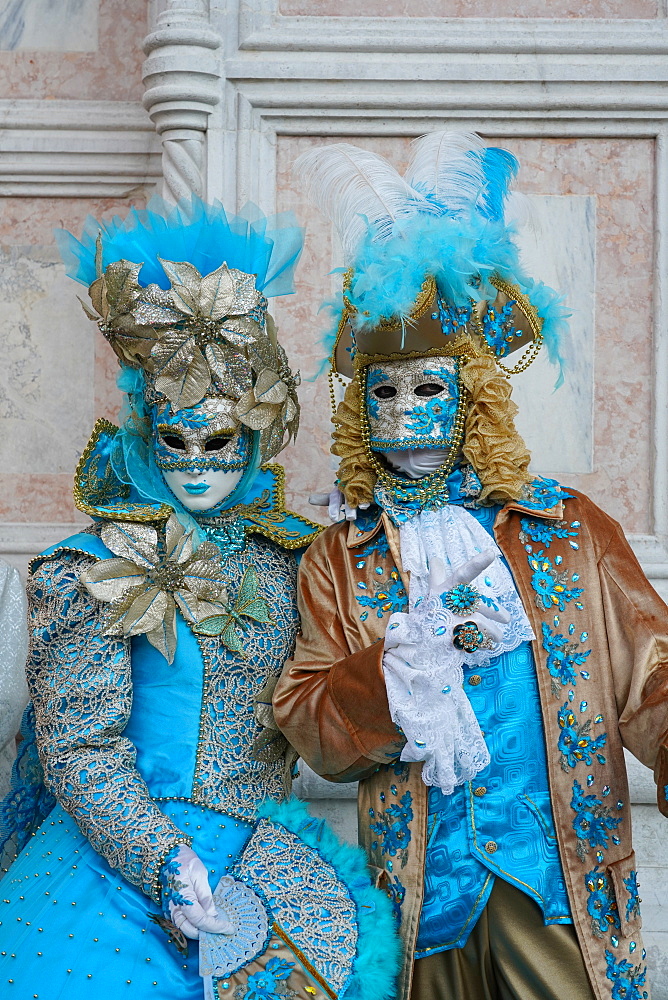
[295,130,569,379]
[55,195,304,298]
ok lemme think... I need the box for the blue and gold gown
[0,423,397,1000]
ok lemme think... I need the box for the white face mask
[162,467,245,512]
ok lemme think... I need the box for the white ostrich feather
[404,130,488,216]
[293,143,428,262]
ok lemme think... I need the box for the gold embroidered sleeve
[27,552,191,901]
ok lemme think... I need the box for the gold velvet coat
[274,490,668,1000]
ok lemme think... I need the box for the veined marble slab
[0,0,98,52]
[510,194,596,477]
[0,246,94,474]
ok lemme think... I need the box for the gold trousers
[411,877,596,1000]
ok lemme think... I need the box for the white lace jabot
[382,505,534,796]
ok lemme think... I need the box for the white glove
[160,845,235,940]
[309,487,370,523]
[383,549,509,671]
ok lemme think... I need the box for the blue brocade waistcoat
[416,505,572,957]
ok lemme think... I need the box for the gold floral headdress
[58,199,304,464]
[79,243,299,463]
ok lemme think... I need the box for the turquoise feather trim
[55,195,303,299]
[257,797,401,1000]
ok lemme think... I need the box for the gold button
[468,675,482,686]
[484,840,498,854]
[473,786,487,797]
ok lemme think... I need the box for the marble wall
[0,1,149,529]
[280,0,661,17]
[0,0,144,99]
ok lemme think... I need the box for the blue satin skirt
[0,801,253,998]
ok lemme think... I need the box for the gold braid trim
[331,378,377,508]
[460,355,532,503]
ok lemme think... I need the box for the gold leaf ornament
[236,368,298,431]
[80,515,229,664]
[80,258,165,369]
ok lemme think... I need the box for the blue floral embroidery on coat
[386,873,406,925]
[519,478,574,512]
[385,758,410,783]
[585,869,620,937]
[356,571,407,620]
[605,950,648,1000]
[571,780,622,862]
[352,506,382,535]
[242,957,297,1000]
[356,533,391,566]
[542,623,592,694]
[520,517,579,548]
[558,704,607,771]
[624,871,641,922]
[370,791,413,868]
[528,550,584,612]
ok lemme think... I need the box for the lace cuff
[383,598,490,795]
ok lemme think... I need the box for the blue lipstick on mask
[183,482,211,495]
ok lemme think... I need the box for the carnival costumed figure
[0,200,398,1000]
[274,132,668,1000]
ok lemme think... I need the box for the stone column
[142,0,221,203]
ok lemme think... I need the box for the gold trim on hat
[331,272,543,379]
